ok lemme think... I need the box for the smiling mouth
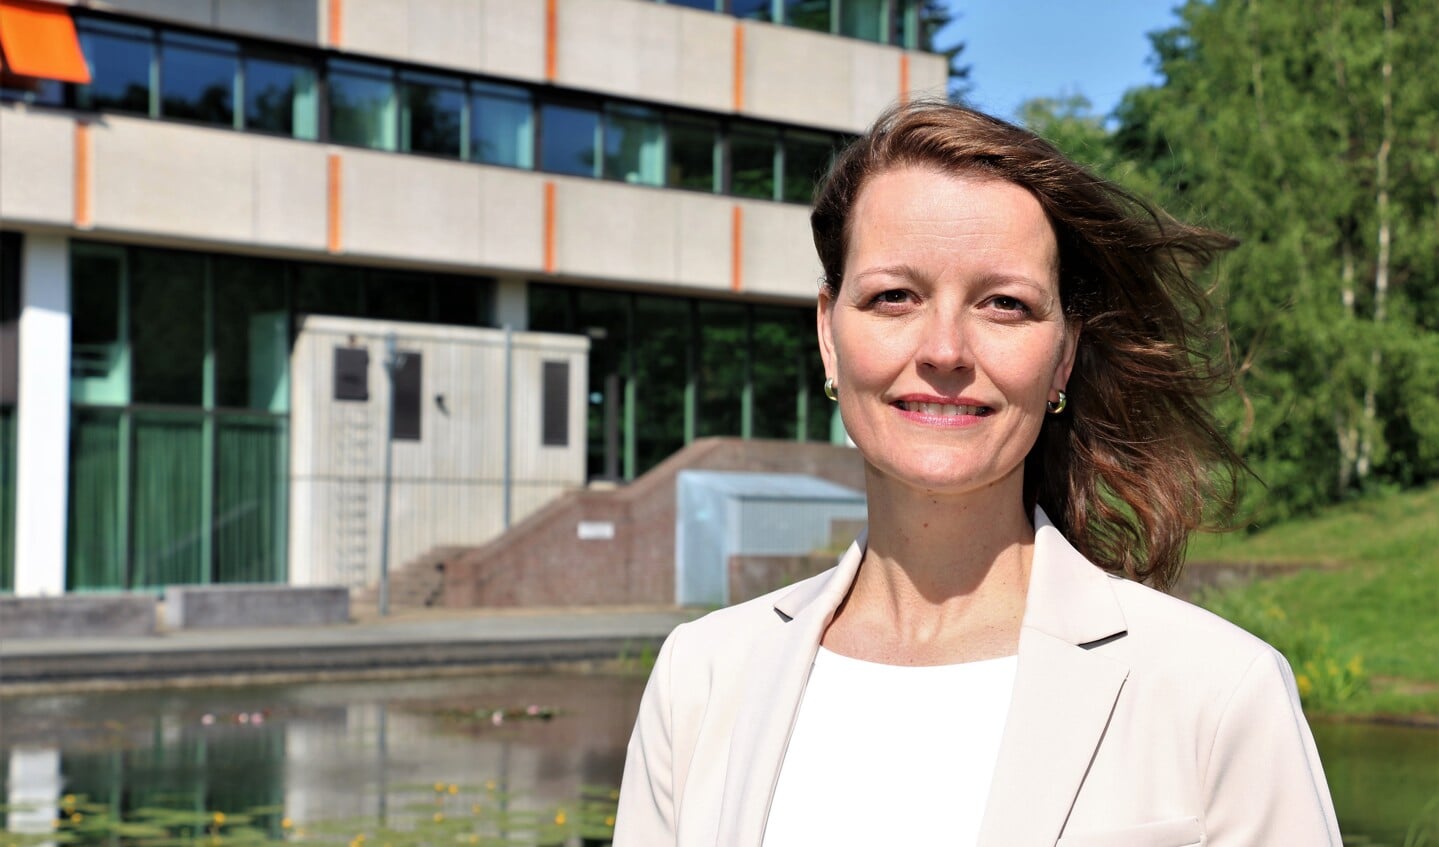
[894,401,993,417]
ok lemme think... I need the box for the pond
[1,673,1435,846]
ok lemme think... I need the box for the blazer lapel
[715,534,866,846]
[977,510,1132,846]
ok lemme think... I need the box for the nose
[914,310,972,373]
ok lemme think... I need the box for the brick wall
[441,437,865,608]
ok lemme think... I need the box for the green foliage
[1023,1,1439,525]
[1190,483,1439,716]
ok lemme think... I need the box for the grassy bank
[1187,484,1439,719]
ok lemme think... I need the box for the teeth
[901,402,987,416]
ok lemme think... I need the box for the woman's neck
[822,464,1035,665]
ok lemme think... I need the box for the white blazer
[614,509,1342,846]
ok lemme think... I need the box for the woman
[614,101,1341,846]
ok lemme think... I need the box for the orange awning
[0,0,90,84]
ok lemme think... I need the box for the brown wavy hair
[811,99,1241,590]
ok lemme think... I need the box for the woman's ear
[1054,319,1081,393]
[817,286,838,378]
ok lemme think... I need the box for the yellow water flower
[212,812,226,826]
[554,810,567,826]
[467,836,479,845]
[432,813,445,824]
[353,833,365,842]
[433,782,445,793]
[471,804,483,815]
[1346,655,1364,676]
[281,818,293,830]
[69,813,83,824]
[605,816,615,827]
[1296,674,1313,697]
[62,795,76,807]
[447,784,459,795]
[484,780,496,792]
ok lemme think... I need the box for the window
[75,18,153,115]
[732,0,775,22]
[661,0,720,9]
[540,102,600,178]
[668,116,718,192]
[782,130,834,204]
[697,300,746,437]
[839,0,888,42]
[69,244,129,405]
[401,71,464,158]
[365,269,431,323]
[541,361,570,447]
[212,257,287,412]
[159,32,236,126]
[243,53,318,139]
[390,351,422,441]
[750,306,804,439]
[328,59,396,150]
[603,104,664,186]
[729,124,778,200]
[129,249,205,406]
[470,82,533,168]
[783,0,831,32]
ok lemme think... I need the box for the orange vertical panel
[543,181,557,273]
[732,23,745,111]
[730,205,743,292]
[327,154,342,254]
[73,121,91,228]
[545,0,558,81]
[899,53,910,104]
[327,0,343,46]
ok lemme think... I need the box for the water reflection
[1,674,645,846]
[1,674,1435,846]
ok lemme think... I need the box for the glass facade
[243,54,319,139]
[159,32,237,126]
[471,82,534,169]
[66,242,495,591]
[401,71,465,158]
[0,232,18,591]
[529,283,834,481]
[604,105,665,186]
[75,18,154,115]
[65,13,847,207]
[540,103,601,178]
[328,60,397,151]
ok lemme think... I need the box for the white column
[14,234,70,596]
[493,277,527,331]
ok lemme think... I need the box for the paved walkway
[0,605,700,692]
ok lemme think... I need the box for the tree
[1109,0,1439,523]
[917,1,971,102]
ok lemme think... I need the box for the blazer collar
[720,511,1132,846]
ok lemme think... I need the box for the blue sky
[935,1,1185,122]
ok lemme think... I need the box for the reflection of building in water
[1,675,644,832]
[6,748,61,836]
[0,0,946,598]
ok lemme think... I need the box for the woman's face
[818,165,1077,499]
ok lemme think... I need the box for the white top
[761,647,1018,847]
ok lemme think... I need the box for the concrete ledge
[0,595,157,639]
[163,585,350,630]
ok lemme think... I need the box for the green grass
[1187,484,1439,718]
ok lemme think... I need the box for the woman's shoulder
[661,565,839,666]
[1102,574,1287,679]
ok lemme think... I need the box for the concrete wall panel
[213,0,321,45]
[252,137,328,251]
[556,180,678,284]
[340,152,483,266]
[907,51,950,100]
[336,0,408,62]
[557,0,677,101]
[677,10,735,113]
[0,109,73,226]
[407,0,483,72]
[849,39,903,127]
[741,201,822,301]
[91,118,255,243]
[476,167,545,271]
[476,0,547,83]
[743,23,852,132]
[675,194,732,292]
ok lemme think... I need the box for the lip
[891,394,994,427]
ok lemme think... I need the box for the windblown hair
[811,99,1241,590]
